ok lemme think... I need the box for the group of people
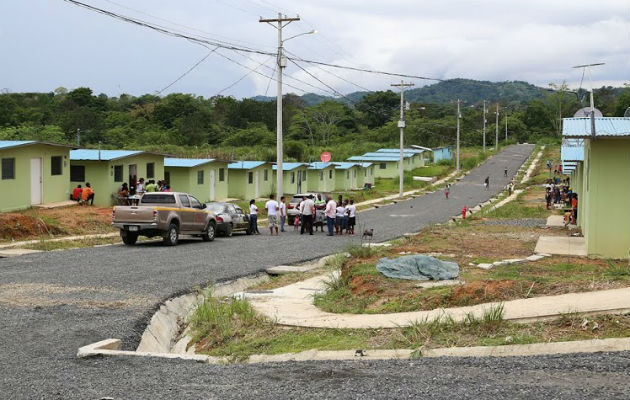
[248,193,357,237]
[71,183,95,205]
[545,178,577,224]
[117,178,171,205]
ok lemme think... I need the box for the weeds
[604,260,630,281]
[347,244,377,258]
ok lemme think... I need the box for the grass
[22,235,123,251]
[483,201,550,219]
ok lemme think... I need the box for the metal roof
[0,140,74,150]
[308,162,335,170]
[376,148,425,154]
[347,155,400,162]
[562,117,630,138]
[561,139,584,162]
[358,162,373,168]
[70,149,145,161]
[228,161,267,170]
[433,146,452,151]
[272,162,307,171]
[333,162,360,170]
[164,158,216,168]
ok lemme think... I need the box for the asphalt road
[2,144,628,399]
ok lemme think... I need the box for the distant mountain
[250,78,549,106]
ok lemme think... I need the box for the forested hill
[251,78,548,106]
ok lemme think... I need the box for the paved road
[2,144,627,399]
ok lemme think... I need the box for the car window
[234,206,243,214]
[189,196,202,209]
[140,194,176,204]
[178,194,190,208]
[206,203,224,212]
[227,205,237,213]
[290,197,303,203]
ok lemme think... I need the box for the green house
[273,162,309,195]
[346,154,408,178]
[356,162,375,188]
[375,148,427,169]
[69,149,165,207]
[0,140,74,212]
[333,162,362,191]
[563,117,630,259]
[164,158,228,203]
[307,162,336,193]
[227,161,273,200]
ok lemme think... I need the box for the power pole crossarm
[391,81,414,198]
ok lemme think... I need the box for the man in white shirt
[324,195,337,236]
[346,199,357,235]
[265,194,280,236]
[279,196,287,232]
[300,195,315,235]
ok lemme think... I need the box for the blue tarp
[376,255,459,281]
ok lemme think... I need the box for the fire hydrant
[462,205,468,219]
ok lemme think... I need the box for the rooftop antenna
[572,63,605,139]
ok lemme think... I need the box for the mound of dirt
[0,214,67,241]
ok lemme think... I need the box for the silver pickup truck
[112,192,217,246]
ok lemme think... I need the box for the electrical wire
[264,64,276,96]
[216,56,274,95]
[156,46,219,94]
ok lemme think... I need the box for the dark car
[205,202,251,236]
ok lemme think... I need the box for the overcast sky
[1,0,628,98]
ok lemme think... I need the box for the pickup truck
[112,192,217,246]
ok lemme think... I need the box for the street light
[284,30,317,42]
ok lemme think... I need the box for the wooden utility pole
[391,81,414,197]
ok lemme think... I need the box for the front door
[30,158,42,205]
[254,170,260,198]
[209,169,216,201]
[297,170,302,193]
[129,164,137,192]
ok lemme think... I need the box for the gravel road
[3,144,627,399]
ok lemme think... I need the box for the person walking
[445,183,450,199]
[324,195,336,236]
[265,194,279,236]
[347,199,356,235]
[279,196,287,232]
[249,199,260,235]
[484,176,489,191]
[300,195,315,235]
[504,166,508,177]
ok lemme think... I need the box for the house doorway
[254,170,260,198]
[209,169,216,201]
[30,158,42,205]
[297,170,302,193]
[129,164,137,193]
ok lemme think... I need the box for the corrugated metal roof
[272,162,306,171]
[376,148,425,154]
[333,162,360,170]
[358,162,373,168]
[433,146,452,151]
[0,140,36,150]
[347,155,399,162]
[308,162,335,170]
[364,151,412,158]
[164,158,215,168]
[70,149,144,161]
[228,161,267,170]
[561,139,584,162]
[562,117,630,138]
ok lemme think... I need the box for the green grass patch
[22,236,122,251]
[483,200,549,219]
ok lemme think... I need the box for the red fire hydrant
[462,205,468,219]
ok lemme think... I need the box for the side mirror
[201,203,207,209]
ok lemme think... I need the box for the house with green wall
[375,148,426,169]
[356,162,374,188]
[347,154,409,178]
[332,162,362,190]
[0,140,74,212]
[69,149,164,207]
[227,161,272,200]
[307,162,336,193]
[273,162,309,195]
[164,158,228,203]
[562,117,630,259]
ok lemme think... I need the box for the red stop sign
[320,151,331,162]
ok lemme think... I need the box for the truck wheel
[202,221,216,242]
[163,223,179,246]
[225,224,233,237]
[120,230,138,245]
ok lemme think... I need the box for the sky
[0,0,628,98]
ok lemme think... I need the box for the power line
[157,47,219,94]
[216,56,274,95]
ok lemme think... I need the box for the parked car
[205,202,252,236]
[112,192,217,246]
[287,193,321,225]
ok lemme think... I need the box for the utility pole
[482,100,487,153]
[455,99,462,172]
[572,63,604,139]
[505,109,508,142]
[495,103,499,151]
[76,128,80,147]
[391,81,414,197]
[260,13,300,201]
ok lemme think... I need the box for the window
[114,165,123,182]
[346,171,350,179]
[264,168,268,181]
[140,193,175,204]
[51,156,62,176]
[197,170,204,185]
[329,170,333,179]
[178,194,190,207]
[146,162,155,178]
[248,171,253,184]
[219,168,225,181]
[364,169,367,177]
[70,165,85,182]
[291,172,295,183]
[379,163,386,169]
[302,170,306,181]
[320,171,323,181]
[189,196,202,209]
[164,171,170,184]
[1,158,15,180]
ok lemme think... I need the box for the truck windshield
[140,194,176,204]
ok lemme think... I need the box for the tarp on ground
[376,255,459,281]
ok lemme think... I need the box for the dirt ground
[0,206,114,242]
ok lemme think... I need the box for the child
[445,184,450,199]
[293,214,300,231]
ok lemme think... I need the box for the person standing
[249,199,260,235]
[504,166,508,177]
[484,176,489,190]
[136,178,145,194]
[279,196,287,232]
[265,194,279,236]
[335,201,347,235]
[324,195,336,236]
[445,183,450,199]
[314,194,326,232]
[571,193,578,224]
[347,199,356,235]
[300,195,315,235]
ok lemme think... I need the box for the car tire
[202,221,216,242]
[120,230,138,245]
[163,223,179,246]
[226,224,233,237]
[245,226,253,235]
